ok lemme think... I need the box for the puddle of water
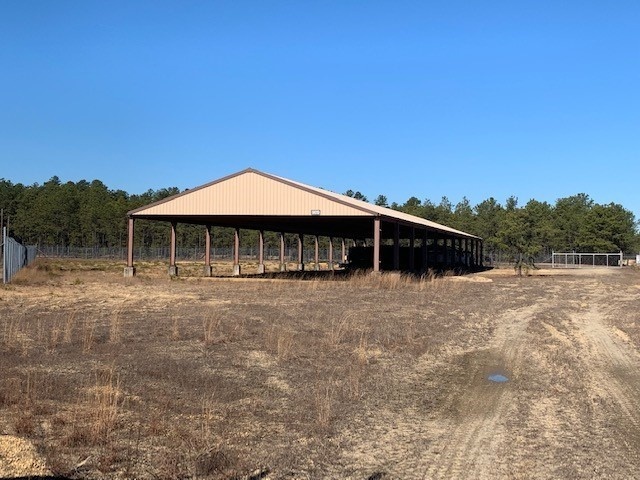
[488,374,509,383]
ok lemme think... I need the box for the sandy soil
[0,434,51,477]
[337,268,640,479]
[1,261,639,479]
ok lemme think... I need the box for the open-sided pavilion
[124,168,483,276]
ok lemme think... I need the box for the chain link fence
[38,245,343,263]
[2,227,37,283]
[30,245,640,269]
[551,251,623,268]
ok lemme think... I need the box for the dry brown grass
[109,304,124,344]
[63,309,77,344]
[314,381,335,431]
[9,260,58,285]
[265,325,296,361]
[202,313,221,347]
[86,366,123,444]
[4,258,635,479]
[82,317,97,354]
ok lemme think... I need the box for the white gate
[551,251,623,268]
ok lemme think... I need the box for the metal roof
[129,168,480,240]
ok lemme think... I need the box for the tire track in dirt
[569,293,640,449]
[336,300,543,479]
[336,273,640,479]
[419,303,539,479]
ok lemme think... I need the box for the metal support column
[233,228,241,276]
[469,239,475,268]
[124,217,136,277]
[328,237,334,270]
[314,235,320,271]
[373,217,381,273]
[203,225,213,276]
[463,238,468,267]
[341,238,346,267]
[297,234,304,271]
[279,232,286,272]
[168,221,178,276]
[257,230,265,274]
[442,237,447,268]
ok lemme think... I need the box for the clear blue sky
[1,1,639,217]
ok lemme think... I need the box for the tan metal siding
[130,168,480,239]
[134,171,371,217]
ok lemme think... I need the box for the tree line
[382,193,639,262]
[1,177,638,259]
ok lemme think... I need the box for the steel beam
[257,230,265,274]
[233,228,241,276]
[280,232,286,272]
[168,222,178,276]
[203,225,213,276]
[297,234,304,271]
[328,237,334,270]
[373,217,381,273]
[124,218,136,277]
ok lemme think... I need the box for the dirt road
[339,269,640,479]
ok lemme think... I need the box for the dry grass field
[1,259,640,479]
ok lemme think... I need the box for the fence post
[2,226,6,284]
